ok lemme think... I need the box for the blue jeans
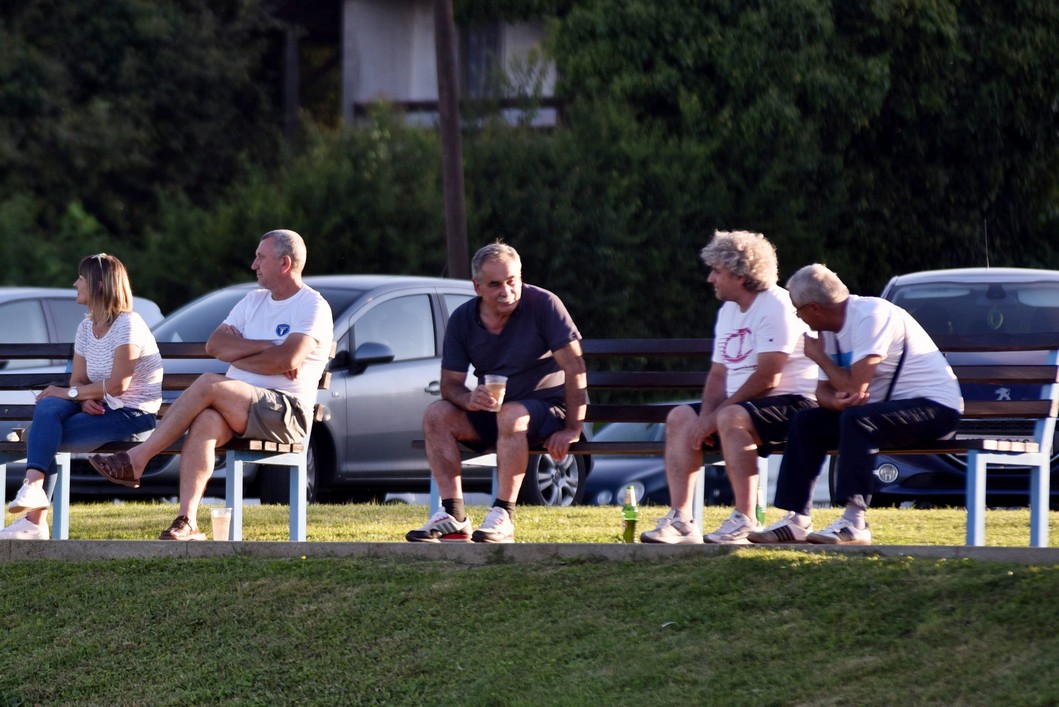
[26,397,157,487]
[773,398,961,514]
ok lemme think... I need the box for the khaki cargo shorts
[241,387,309,444]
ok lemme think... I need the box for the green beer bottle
[621,485,639,543]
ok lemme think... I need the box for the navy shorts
[692,394,817,457]
[465,399,566,451]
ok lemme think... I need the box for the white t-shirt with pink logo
[712,285,818,399]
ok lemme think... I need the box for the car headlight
[874,463,899,484]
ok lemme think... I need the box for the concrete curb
[2,540,1058,565]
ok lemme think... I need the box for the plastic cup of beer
[484,374,508,412]
[211,507,233,541]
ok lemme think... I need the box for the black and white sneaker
[405,510,473,543]
[747,511,812,544]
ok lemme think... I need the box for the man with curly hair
[641,231,818,544]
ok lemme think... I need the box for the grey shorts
[241,387,309,444]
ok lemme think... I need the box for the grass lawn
[2,503,1059,704]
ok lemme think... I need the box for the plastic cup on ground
[211,507,233,541]
[484,374,508,412]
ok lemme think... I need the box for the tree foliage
[552,0,1059,296]
[0,0,279,241]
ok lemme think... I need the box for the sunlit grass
[9,501,1058,546]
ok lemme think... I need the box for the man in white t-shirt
[749,263,962,545]
[90,230,333,540]
[641,231,819,545]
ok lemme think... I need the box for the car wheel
[258,440,319,505]
[518,454,587,506]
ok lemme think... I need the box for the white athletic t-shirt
[712,286,818,398]
[821,295,962,411]
[222,286,333,411]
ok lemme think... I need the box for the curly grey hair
[785,263,850,306]
[699,231,778,292]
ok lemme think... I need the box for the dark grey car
[140,275,590,505]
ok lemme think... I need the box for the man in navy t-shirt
[407,242,586,544]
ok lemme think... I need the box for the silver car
[144,275,590,505]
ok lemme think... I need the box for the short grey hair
[699,231,778,292]
[471,241,521,283]
[786,263,850,306]
[262,229,306,273]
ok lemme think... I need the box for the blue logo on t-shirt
[276,324,291,337]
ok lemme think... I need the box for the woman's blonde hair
[79,253,134,325]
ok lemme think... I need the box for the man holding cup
[407,242,586,543]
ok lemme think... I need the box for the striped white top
[74,311,163,413]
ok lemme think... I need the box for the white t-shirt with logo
[821,295,962,412]
[712,285,818,399]
[222,286,333,411]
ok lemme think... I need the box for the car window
[0,299,50,369]
[47,298,90,342]
[352,294,435,361]
[443,293,474,318]
[152,289,250,342]
[889,281,1059,342]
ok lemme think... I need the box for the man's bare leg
[118,373,256,478]
[422,400,480,499]
[175,408,235,524]
[494,403,531,502]
[715,404,762,519]
[664,405,705,520]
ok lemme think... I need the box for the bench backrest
[0,342,334,424]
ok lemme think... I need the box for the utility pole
[434,0,469,279]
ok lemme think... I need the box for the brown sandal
[88,452,140,488]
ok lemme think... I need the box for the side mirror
[352,341,395,373]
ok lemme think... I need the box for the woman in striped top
[1,253,163,540]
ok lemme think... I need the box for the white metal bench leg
[225,449,308,542]
[225,454,245,541]
[51,453,71,540]
[1029,458,1049,548]
[692,455,774,537]
[965,450,986,546]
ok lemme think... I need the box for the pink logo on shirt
[719,328,754,363]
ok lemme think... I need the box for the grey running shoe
[640,509,703,544]
[705,510,762,544]
[471,506,515,543]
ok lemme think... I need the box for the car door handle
[425,381,441,395]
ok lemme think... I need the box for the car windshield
[888,280,1059,342]
[152,286,365,343]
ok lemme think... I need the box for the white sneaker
[405,510,473,543]
[472,507,515,543]
[640,509,703,544]
[747,511,812,544]
[705,510,762,545]
[8,479,50,513]
[0,516,49,540]
[807,517,872,545]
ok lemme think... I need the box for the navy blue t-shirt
[442,284,581,404]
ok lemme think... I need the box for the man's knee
[715,404,750,434]
[496,403,530,436]
[423,400,463,436]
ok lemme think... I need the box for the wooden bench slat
[581,338,713,357]
[586,371,707,389]
[949,364,1059,384]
